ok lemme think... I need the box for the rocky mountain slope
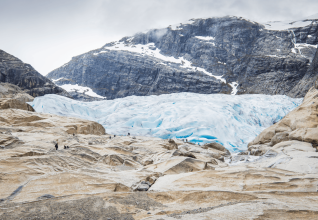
[0,50,70,98]
[0,82,34,102]
[0,85,318,219]
[248,84,318,154]
[48,15,318,99]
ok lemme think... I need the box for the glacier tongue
[29,93,302,152]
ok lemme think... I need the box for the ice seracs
[29,93,302,152]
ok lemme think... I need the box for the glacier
[29,93,302,152]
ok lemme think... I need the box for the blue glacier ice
[29,93,302,152]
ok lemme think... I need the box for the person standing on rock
[55,143,58,150]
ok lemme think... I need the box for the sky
[0,0,318,75]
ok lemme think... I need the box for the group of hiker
[54,133,133,150]
[54,143,70,150]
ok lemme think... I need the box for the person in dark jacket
[55,143,58,150]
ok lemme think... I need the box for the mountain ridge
[47,15,318,99]
[0,49,70,98]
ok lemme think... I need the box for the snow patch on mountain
[52,77,64,83]
[262,14,318,31]
[29,93,302,152]
[60,84,105,99]
[229,82,238,95]
[263,20,312,31]
[195,36,215,41]
[97,42,226,84]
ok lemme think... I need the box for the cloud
[0,0,317,75]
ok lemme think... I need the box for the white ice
[59,84,105,99]
[261,13,318,31]
[267,55,287,58]
[29,93,302,152]
[294,43,318,49]
[263,20,312,31]
[195,36,215,41]
[229,82,238,95]
[52,77,64,83]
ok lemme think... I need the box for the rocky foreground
[1,84,318,219]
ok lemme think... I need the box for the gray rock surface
[47,16,318,99]
[137,183,150,191]
[68,91,105,102]
[0,50,70,98]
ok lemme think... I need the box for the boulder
[248,87,318,149]
[0,109,105,135]
[142,158,154,166]
[248,144,271,156]
[146,157,208,174]
[0,98,34,111]
[137,183,150,191]
[0,82,34,101]
[202,142,230,156]
[161,139,178,150]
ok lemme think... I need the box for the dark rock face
[0,50,70,98]
[290,47,318,96]
[47,16,318,99]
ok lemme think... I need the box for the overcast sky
[1,0,317,75]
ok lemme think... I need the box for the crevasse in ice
[29,93,302,152]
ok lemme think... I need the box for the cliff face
[0,50,70,98]
[288,45,318,97]
[248,86,318,154]
[47,16,318,99]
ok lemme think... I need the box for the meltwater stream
[29,93,302,152]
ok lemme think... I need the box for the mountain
[0,50,70,98]
[47,15,318,99]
